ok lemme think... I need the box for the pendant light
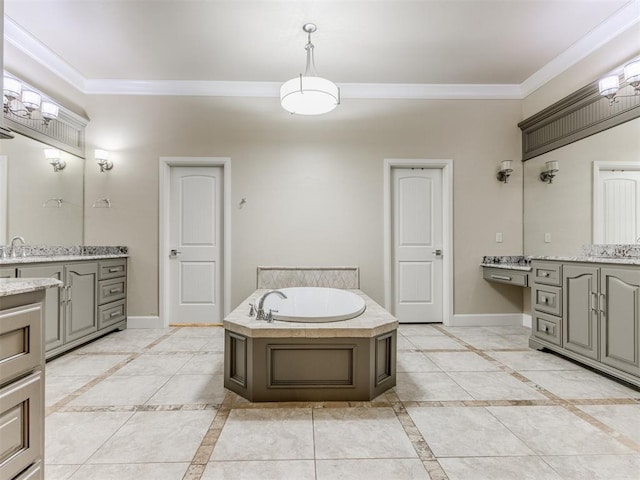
[280,23,340,115]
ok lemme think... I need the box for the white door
[392,168,443,323]
[169,166,223,324]
[596,169,640,244]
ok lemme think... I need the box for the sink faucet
[256,289,287,320]
[9,236,25,258]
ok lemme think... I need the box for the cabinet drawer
[0,372,42,480]
[532,311,561,346]
[0,304,42,386]
[98,260,127,280]
[98,300,126,330]
[533,284,562,316]
[483,268,528,286]
[532,262,562,286]
[98,278,126,305]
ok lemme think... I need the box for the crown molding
[520,0,640,97]
[82,79,522,99]
[5,2,640,101]
[4,16,86,91]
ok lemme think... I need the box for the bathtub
[259,287,366,322]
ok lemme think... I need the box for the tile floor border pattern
[45,329,179,416]
[43,324,640,480]
[431,325,640,455]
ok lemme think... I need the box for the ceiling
[4,0,639,97]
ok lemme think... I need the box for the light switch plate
[544,233,551,243]
[495,232,503,243]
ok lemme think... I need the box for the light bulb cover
[41,101,59,120]
[598,75,620,97]
[95,149,110,161]
[3,76,21,100]
[624,60,640,85]
[280,75,340,115]
[44,148,60,160]
[21,90,41,111]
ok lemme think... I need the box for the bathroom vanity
[529,254,640,388]
[0,246,128,359]
[0,277,61,480]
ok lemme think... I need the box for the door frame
[159,157,231,327]
[592,161,640,244]
[383,158,453,325]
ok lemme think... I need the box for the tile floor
[43,324,640,480]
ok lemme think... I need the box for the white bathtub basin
[259,287,366,323]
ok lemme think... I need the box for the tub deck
[223,289,398,402]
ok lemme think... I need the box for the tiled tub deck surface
[44,325,640,480]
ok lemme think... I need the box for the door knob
[433,249,443,257]
[170,249,182,257]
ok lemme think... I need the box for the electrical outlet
[544,233,551,243]
[495,232,503,243]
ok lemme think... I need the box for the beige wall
[78,95,524,317]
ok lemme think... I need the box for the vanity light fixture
[44,148,66,172]
[280,23,340,115]
[95,149,113,172]
[540,160,559,184]
[598,59,640,104]
[496,160,513,183]
[3,75,59,125]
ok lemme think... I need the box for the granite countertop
[0,277,62,297]
[0,253,128,265]
[0,245,128,265]
[224,289,398,339]
[530,255,640,266]
[481,256,532,272]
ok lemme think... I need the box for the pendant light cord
[304,32,317,77]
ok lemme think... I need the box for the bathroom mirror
[523,117,640,256]
[0,132,84,245]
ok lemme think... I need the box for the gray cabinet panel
[64,263,98,343]
[563,264,599,360]
[600,267,640,376]
[17,265,64,351]
[0,268,15,278]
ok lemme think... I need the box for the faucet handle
[248,303,256,317]
[266,309,278,323]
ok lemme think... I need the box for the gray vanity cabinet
[63,263,99,343]
[563,264,599,360]
[14,259,125,359]
[531,260,640,387]
[0,267,15,278]
[600,267,640,377]
[17,264,64,351]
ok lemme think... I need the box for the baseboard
[522,313,532,328]
[450,313,526,327]
[127,316,163,329]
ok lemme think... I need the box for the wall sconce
[496,160,513,183]
[4,75,59,125]
[598,59,640,104]
[44,148,66,172]
[540,160,559,184]
[95,149,113,172]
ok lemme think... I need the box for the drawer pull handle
[108,267,121,273]
[110,311,121,317]
[542,272,550,277]
[491,274,512,281]
[109,288,121,294]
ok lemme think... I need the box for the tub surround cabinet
[2,257,127,359]
[530,259,640,387]
[224,289,398,402]
[0,279,60,480]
